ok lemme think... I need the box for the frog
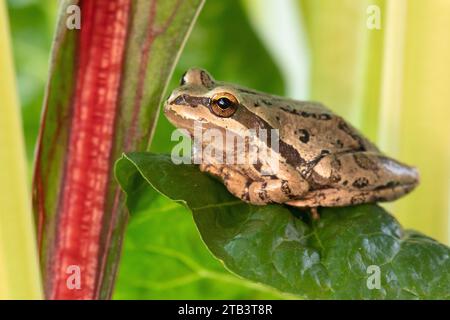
[164,68,419,218]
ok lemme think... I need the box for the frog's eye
[211,93,238,117]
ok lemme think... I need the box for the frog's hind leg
[297,151,419,206]
[286,183,415,207]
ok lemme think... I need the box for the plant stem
[0,0,43,300]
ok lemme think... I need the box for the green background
[7,0,450,299]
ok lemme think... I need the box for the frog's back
[239,91,379,164]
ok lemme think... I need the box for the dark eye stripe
[170,94,211,107]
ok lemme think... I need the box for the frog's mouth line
[169,94,211,108]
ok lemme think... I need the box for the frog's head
[164,68,246,134]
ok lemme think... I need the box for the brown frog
[164,68,419,218]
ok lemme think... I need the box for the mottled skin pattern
[164,68,419,210]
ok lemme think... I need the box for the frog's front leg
[200,164,253,202]
[247,176,309,205]
[199,163,223,178]
[200,164,309,205]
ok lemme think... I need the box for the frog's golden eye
[211,92,238,117]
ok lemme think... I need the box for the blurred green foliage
[7,0,450,300]
[7,0,57,167]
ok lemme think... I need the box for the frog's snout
[164,91,174,113]
[166,89,188,109]
[166,90,177,105]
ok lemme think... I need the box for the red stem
[48,0,131,299]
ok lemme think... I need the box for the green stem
[0,0,43,300]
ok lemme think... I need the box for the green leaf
[113,154,288,299]
[115,152,450,300]
[113,179,288,299]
